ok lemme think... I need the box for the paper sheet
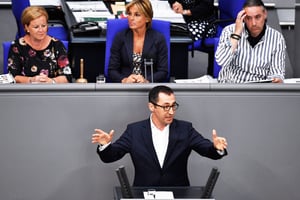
[150,0,185,23]
[66,1,114,27]
[143,191,174,199]
[174,75,218,83]
[30,0,62,6]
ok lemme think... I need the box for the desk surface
[1,83,300,92]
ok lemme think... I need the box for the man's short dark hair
[148,85,174,103]
[243,0,265,8]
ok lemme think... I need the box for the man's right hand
[234,10,246,35]
[92,129,114,145]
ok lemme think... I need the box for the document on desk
[174,75,218,83]
[283,78,300,83]
[66,1,114,27]
[30,0,61,6]
[150,0,185,23]
[143,191,174,199]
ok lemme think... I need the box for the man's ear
[148,102,154,112]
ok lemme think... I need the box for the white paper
[30,0,61,6]
[66,1,114,27]
[66,1,108,12]
[143,191,174,199]
[0,73,16,84]
[174,75,218,83]
[283,78,300,83]
[150,0,185,23]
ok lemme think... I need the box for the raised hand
[212,129,227,151]
[92,129,114,145]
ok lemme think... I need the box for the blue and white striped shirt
[215,24,286,83]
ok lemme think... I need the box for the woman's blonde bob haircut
[126,0,153,29]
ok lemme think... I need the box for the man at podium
[92,85,228,186]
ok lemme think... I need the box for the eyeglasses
[151,101,179,111]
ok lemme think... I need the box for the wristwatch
[183,10,188,15]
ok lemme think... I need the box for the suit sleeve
[97,125,133,163]
[189,125,227,160]
[151,32,168,82]
[108,31,128,82]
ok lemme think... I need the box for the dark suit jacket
[108,28,168,82]
[97,119,227,186]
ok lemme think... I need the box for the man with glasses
[92,85,228,186]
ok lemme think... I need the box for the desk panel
[0,84,300,200]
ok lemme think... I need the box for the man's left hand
[212,129,228,151]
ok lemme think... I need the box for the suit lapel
[162,120,178,170]
[142,29,153,58]
[124,29,133,68]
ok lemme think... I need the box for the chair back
[104,18,170,82]
[104,19,129,82]
[213,37,221,78]
[2,40,68,74]
[218,0,245,30]
[11,0,68,40]
[11,0,30,38]
[2,41,12,74]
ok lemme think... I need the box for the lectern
[114,166,219,200]
[114,186,215,200]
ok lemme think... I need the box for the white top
[150,115,169,168]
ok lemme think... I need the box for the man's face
[149,92,176,128]
[244,6,267,37]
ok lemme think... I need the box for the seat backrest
[2,41,13,74]
[213,37,221,78]
[218,0,245,29]
[11,0,30,38]
[11,0,68,40]
[104,18,170,82]
[2,40,68,74]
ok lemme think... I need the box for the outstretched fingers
[212,129,228,151]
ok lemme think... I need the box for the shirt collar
[245,23,267,47]
[150,114,170,132]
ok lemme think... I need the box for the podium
[114,186,215,200]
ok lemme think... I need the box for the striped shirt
[215,24,286,83]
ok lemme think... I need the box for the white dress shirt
[150,115,169,168]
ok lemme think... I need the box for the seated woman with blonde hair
[108,0,168,83]
[7,6,72,83]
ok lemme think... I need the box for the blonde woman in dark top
[108,0,168,83]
